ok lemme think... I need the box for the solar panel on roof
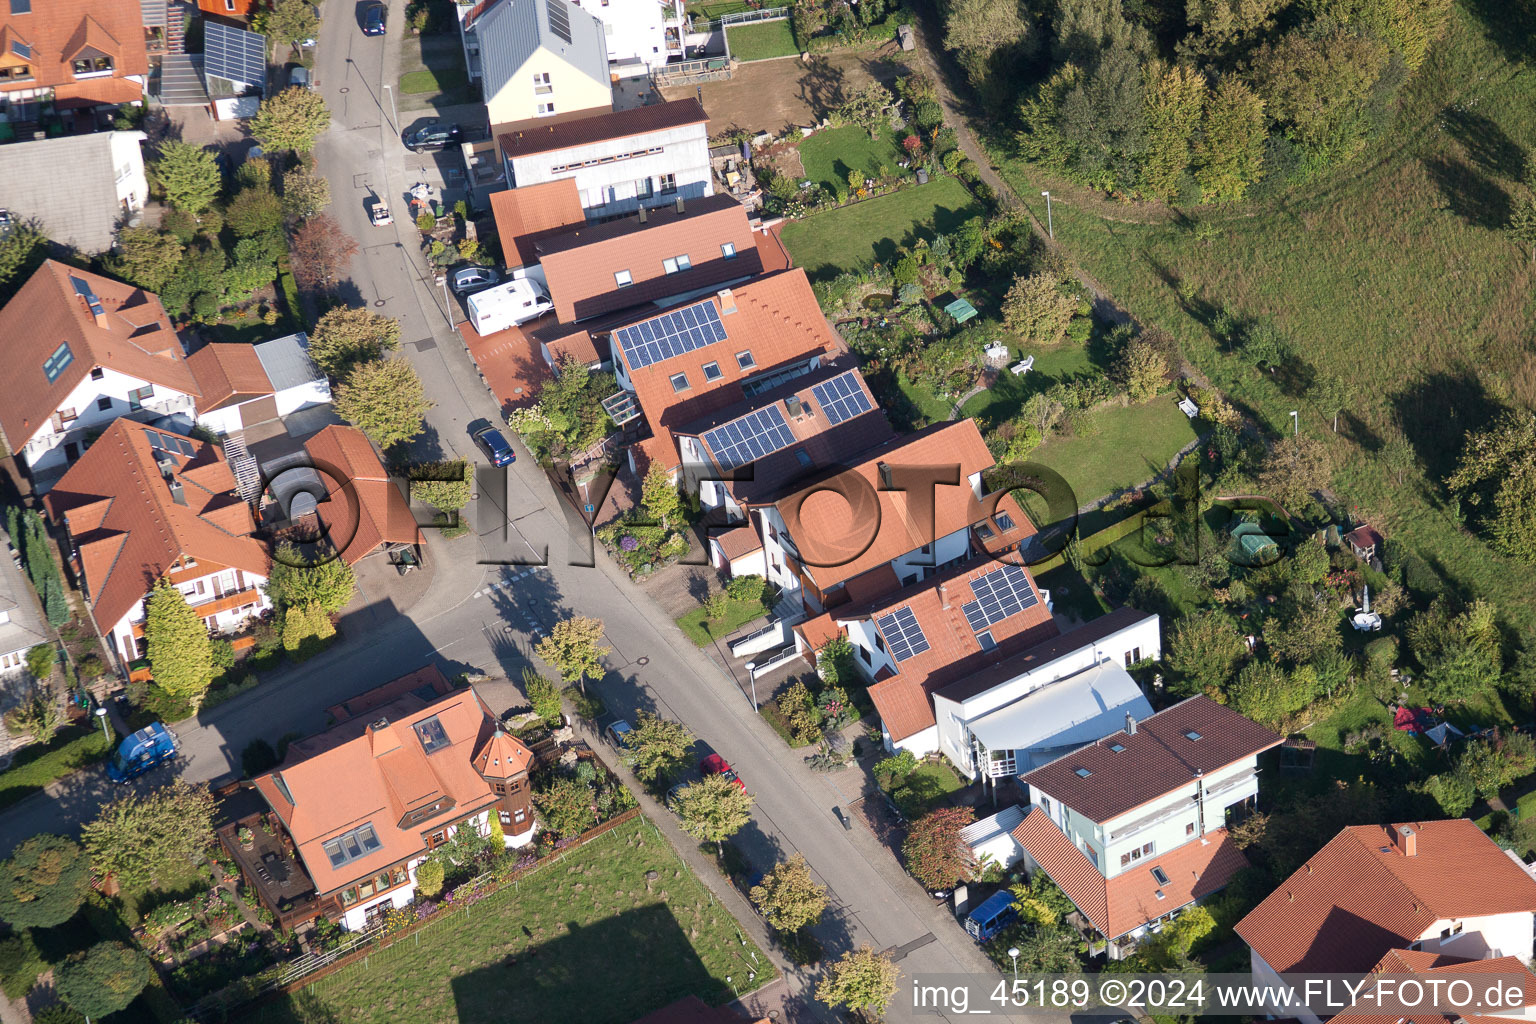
[204,21,267,88]
[172,436,195,456]
[810,371,873,425]
[875,606,930,662]
[547,0,572,42]
[961,564,1039,633]
[703,405,796,469]
[615,300,725,371]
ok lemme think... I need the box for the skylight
[43,341,74,383]
[1108,742,1125,753]
[1184,730,1203,741]
[322,823,382,868]
[1151,866,1170,885]
[414,715,450,753]
[1073,767,1092,778]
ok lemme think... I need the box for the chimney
[939,584,950,609]
[1125,713,1137,736]
[167,479,186,506]
[717,287,736,314]
[877,461,893,489]
[1397,824,1417,857]
[785,394,803,417]
[93,308,111,329]
[675,196,684,215]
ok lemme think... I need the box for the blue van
[965,890,1018,942]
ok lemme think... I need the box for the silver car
[288,66,311,90]
[450,265,500,295]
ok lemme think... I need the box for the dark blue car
[363,3,386,35]
[474,427,516,466]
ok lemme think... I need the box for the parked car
[288,66,311,89]
[369,201,393,226]
[606,719,634,747]
[473,426,516,467]
[107,722,178,783]
[404,122,462,153]
[450,265,500,295]
[363,3,386,35]
[699,753,746,792]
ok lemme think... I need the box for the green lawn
[797,125,909,194]
[677,595,772,646]
[247,818,771,1024]
[975,2,1536,632]
[399,68,467,95]
[959,344,1095,427]
[727,19,799,61]
[887,760,968,819]
[781,176,983,280]
[1026,397,1203,508]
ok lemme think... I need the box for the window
[659,173,677,194]
[1085,845,1099,868]
[1142,841,1155,856]
[1120,852,1132,868]
[127,385,154,411]
[736,351,755,370]
[1108,742,1125,753]
[858,645,871,665]
[413,715,451,753]
[1183,730,1203,741]
[340,886,358,906]
[721,242,737,259]
[537,102,556,115]
[57,407,77,425]
[995,511,1016,531]
[514,809,526,823]
[669,372,689,392]
[0,64,31,81]
[1186,822,1195,835]
[1151,866,1170,886]
[10,0,30,13]
[43,341,74,383]
[499,809,512,826]
[492,782,505,794]
[977,630,996,651]
[1074,767,1091,778]
[701,361,722,381]
[71,56,112,74]
[11,40,30,59]
[1124,647,1142,667]
[532,72,552,94]
[358,879,376,899]
[321,823,382,868]
[614,269,633,287]
[636,177,654,200]
[795,449,812,468]
[90,367,105,381]
[662,253,692,274]
[976,523,994,539]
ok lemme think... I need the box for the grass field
[958,344,1095,426]
[246,818,770,1024]
[399,68,467,95]
[974,2,1536,631]
[1026,397,1203,509]
[781,175,983,280]
[797,125,909,194]
[727,19,799,61]
[677,594,773,645]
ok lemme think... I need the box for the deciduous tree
[9,683,63,743]
[106,227,184,292]
[1257,434,1334,512]
[144,580,215,708]
[0,834,91,928]
[834,82,895,138]
[1141,63,1206,201]
[1168,612,1247,693]
[290,213,356,289]
[333,358,433,450]
[265,542,356,613]
[522,666,563,726]
[153,142,222,215]
[622,710,692,783]
[1309,372,1353,432]
[535,615,610,693]
[641,463,685,529]
[1446,412,1536,563]
[1116,336,1169,402]
[409,461,472,515]
[225,186,284,239]
[55,942,151,1021]
[673,772,754,853]
[0,218,45,299]
[266,0,320,55]
[281,166,332,221]
[816,945,900,1018]
[750,853,828,933]
[307,305,401,378]
[901,806,974,890]
[1194,75,1265,202]
[1002,273,1079,345]
[82,782,216,889]
[1263,589,1343,666]
[534,776,596,837]
[250,87,330,154]
[1250,29,1388,156]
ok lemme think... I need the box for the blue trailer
[965,890,1018,942]
[107,722,177,783]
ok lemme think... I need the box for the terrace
[215,787,325,932]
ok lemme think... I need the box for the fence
[691,5,789,29]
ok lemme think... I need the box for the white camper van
[465,279,552,335]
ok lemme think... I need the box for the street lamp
[94,705,109,743]
[1041,191,1054,239]
[1008,946,1020,981]
[1290,410,1299,436]
[382,83,398,133]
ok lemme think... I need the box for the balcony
[218,815,322,932]
[131,587,263,636]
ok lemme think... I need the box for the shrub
[414,858,444,897]
[726,574,768,605]
[776,681,822,744]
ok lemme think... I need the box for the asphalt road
[0,4,1056,1020]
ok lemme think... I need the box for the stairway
[221,433,263,505]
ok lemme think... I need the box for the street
[0,4,1046,1020]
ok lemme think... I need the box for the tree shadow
[1441,105,1528,181]
[1388,368,1501,483]
[795,56,849,119]
[1459,0,1536,67]
[1424,154,1512,230]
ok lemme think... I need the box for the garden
[676,574,777,645]
[725,19,799,61]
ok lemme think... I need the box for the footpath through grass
[727,19,799,61]
[245,817,770,1024]
[781,175,983,280]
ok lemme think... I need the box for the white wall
[195,380,332,437]
[1249,948,1323,1024]
[889,527,971,586]
[508,123,713,217]
[109,130,149,212]
[845,616,896,680]
[570,0,682,68]
[1415,910,1535,962]
[884,720,939,758]
[106,568,269,666]
[755,507,802,606]
[21,365,196,474]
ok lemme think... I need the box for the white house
[0,261,200,484]
[0,523,50,677]
[1235,818,1536,1024]
[496,98,712,218]
[43,419,271,671]
[462,0,612,128]
[931,607,1162,780]
[1012,695,1283,957]
[189,333,331,436]
[568,0,684,71]
[0,131,149,252]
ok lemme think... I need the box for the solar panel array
[204,21,267,88]
[703,406,794,469]
[69,276,104,317]
[875,606,930,662]
[615,300,726,371]
[962,564,1039,633]
[810,371,872,425]
[146,429,195,457]
[547,0,572,42]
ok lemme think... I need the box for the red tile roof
[714,524,761,560]
[196,0,259,16]
[44,419,268,631]
[498,97,708,159]
[773,419,997,593]
[302,426,421,566]
[187,342,274,411]
[1235,819,1536,975]
[622,269,846,474]
[1012,807,1248,939]
[1327,952,1536,1024]
[489,179,586,270]
[0,261,195,452]
[537,194,761,323]
[256,685,532,896]
[52,76,143,109]
[1345,524,1384,550]
[861,555,1059,742]
[0,0,149,94]
[1024,696,1282,823]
